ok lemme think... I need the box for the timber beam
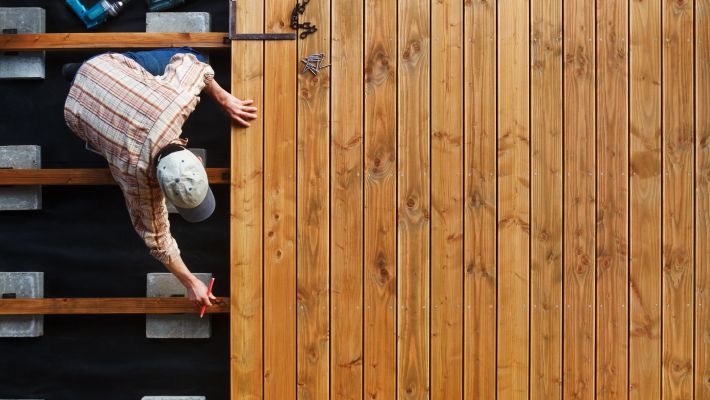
[0,32,229,51]
[0,297,230,315]
[0,168,230,185]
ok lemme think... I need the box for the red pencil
[200,277,215,318]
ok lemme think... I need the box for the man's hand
[219,94,258,127]
[203,78,258,127]
[185,275,217,307]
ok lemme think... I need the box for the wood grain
[563,0,596,397]
[530,0,563,396]
[231,0,264,398]
[331,0,364,398]
[295,0,331,398]
[0,32,228,51]
[0,297,229,315]
[397,0,430,397]
[696,0,710,396]
[497,0,530,397]
[431,0,463,397]
[0,168,229,185]
[595,0,629,397]
[264,0,297,398]
[629,0,662,397]
[364,0,398,397]
[662,0,695,397]
[463,0,497,398]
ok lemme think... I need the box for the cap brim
[175,186,215,223]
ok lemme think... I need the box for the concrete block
[146,273,211,339]
[146,12,210,33]
[146,12,210,63]
[165,148,206,214]
[142,397,205,400]
[0,272,44,338]
[0,145,41,211]
[0,8,45,79]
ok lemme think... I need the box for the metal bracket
[224,0,296,43]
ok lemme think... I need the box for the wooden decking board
[397,0,431,397]
[230,0,264,398]
[330,0,365,398]
[295,0,331,397]
[595,0,629,397]
[0,168,229,185]
[430,0,464,397]
[0,297,229,315]
[0,32,229,51]
[530,0,563,397]
[463,0,497,398]
[661,0,695,396]
[497,0,530,397]
[629,0,662,397]
[363,0,398,397]
[696,0,710,397]
[563,0,596,397]
[263,0,298,399]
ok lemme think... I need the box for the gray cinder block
[0,272,44,337]
[142,397,206,400]
[146,273,211,339]
[164,148,206,214]
[146,12,210,64]
[0,8,45,79]
[146,12,210,33]
[0,145,41,211]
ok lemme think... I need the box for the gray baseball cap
[156,149,215,222]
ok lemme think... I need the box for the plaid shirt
[64,52,214,264]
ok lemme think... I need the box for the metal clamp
[224,0,297,43]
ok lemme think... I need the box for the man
[63,47,257,307]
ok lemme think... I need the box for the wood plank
[0,168,229,185]
[696,0,710,396]
[463,0,497,397]
[431,0,463,397]
[331,0,364,398]
[628,0,662,397]
[0,297,229,315]
[364,0,398,397]
[497,0,530,397]
[295,0,330,397]
[563,0,596,397]
[662,0,695,396]
[397,0,430,397]
[264,0,297,398]
[0,32,228,51]
[595,0,629,397]
[231,0,264,398]
[530,0,563,396]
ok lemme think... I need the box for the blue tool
[146,0,189,12]
[65,0,130,30]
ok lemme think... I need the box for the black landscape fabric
[0,0,233,398]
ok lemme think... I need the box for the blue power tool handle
[66,0,105,29]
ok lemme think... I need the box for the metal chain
[290,0,317,39]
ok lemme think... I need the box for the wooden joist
[0,297,229,315]
[0,168,230,185]
[0,32,229,51]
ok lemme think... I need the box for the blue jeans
[122,46,206,76]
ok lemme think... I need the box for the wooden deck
[228,0,708,398]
